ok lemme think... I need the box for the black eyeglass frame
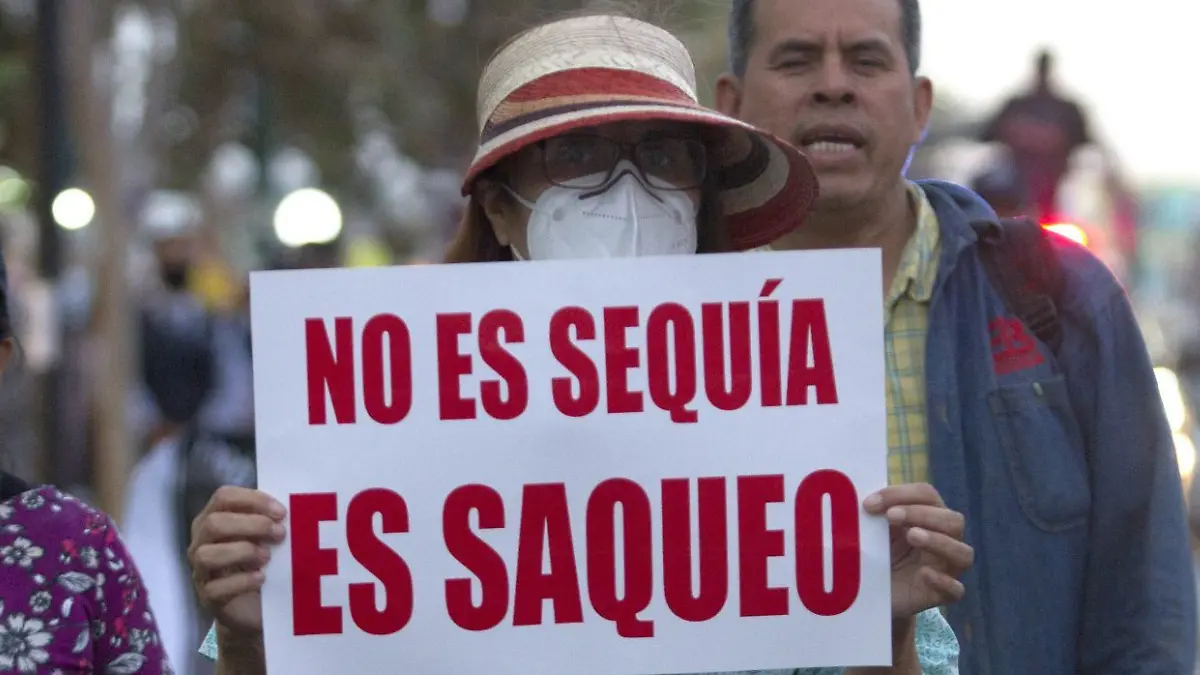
[532,132,709,192]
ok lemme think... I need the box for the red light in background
[1042,223,1089,247]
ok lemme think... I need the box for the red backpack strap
[971,217,1067,354]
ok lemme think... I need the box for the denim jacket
[916,180,1197,674]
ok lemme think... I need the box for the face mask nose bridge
[579,160,663,202]
[501,165,699,261]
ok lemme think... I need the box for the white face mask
[506,161,699,260]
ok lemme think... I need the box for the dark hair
[728,0,922,76]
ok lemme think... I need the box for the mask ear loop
[500,184,538,210]
[497,186,535,261]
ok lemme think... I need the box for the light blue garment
[199,608,958,673]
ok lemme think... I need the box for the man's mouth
[797,126,867,157]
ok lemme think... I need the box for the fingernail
[271,524,286,539]
[863,494,882,510]
[887,506,907,522]
[910,527,929,543]
[269,501,287,519]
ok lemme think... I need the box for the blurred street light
[274,187,342,247]
[51,187,95,230]
[0,167,32,209]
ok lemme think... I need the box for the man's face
[716,0,932,211]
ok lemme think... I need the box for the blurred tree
[0,4,35,176]
[153,0,729,185]
[1,0,745,257]
[159,0,567,192]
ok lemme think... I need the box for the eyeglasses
[536,133,707,191]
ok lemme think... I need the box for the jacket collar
[915,179,1001,297]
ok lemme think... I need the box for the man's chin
[813,184,871,213]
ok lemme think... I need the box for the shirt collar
[886,182,941,310]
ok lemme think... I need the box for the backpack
[971,218,1066,355]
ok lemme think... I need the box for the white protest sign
[250,250,890,675]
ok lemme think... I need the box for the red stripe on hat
[505,68,694,106]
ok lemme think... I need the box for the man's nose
[810,61,856,106]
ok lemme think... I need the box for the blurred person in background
[188,10,972,675]
[129,193,216,452]
[0,237,174,674]
[123,262,256,675]
[714,0,1194,673]
[980,48,1092,221]
[968,155,1031,220]
[122,193,256,675]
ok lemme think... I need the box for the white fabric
[510,164,697,260]
[120,437,201,675]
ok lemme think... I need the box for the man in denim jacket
[716,0,1198,672]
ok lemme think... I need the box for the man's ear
[912,76,934,144]
[714,73,743,117]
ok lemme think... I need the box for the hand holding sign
[189,486,287,634]
[865,483,973,618]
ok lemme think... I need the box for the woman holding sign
[190,9,972,675]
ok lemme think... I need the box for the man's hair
[728,0,922,77]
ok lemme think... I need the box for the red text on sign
[304,279,839,426]
[439,472,861,638]
[548,280,839,423]
[289,473,860,638]
[304,310,529,426]
[290,489,415,636]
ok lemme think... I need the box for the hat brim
[462,102,817,251]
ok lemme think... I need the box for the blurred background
[1,1,1198,672]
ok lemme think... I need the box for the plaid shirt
[885,184,941,486]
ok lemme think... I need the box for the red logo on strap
[990,317,1044,375]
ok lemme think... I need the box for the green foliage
[157,1,735,187]
[0,8,34,177]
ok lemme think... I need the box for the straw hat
[462,15,818,250]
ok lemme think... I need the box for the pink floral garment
[0,487,172,674]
